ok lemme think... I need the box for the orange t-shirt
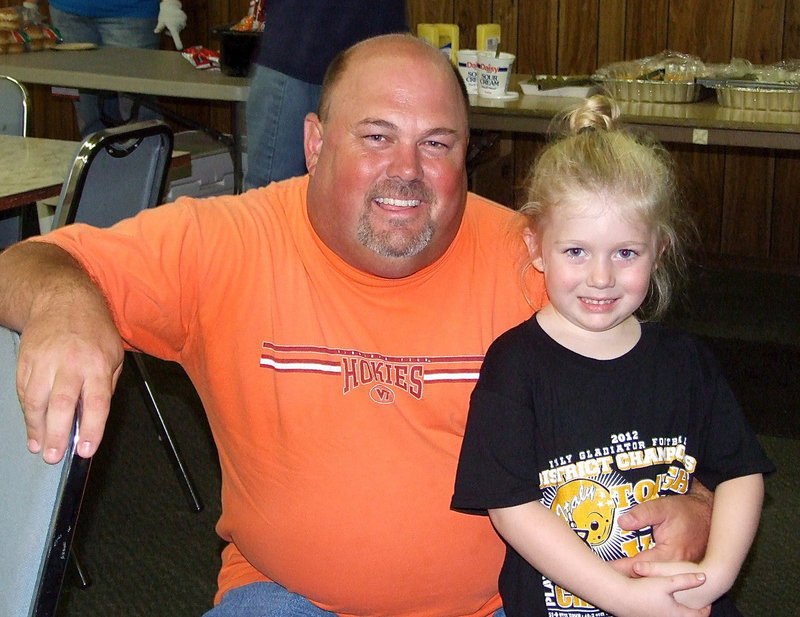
[41,175,547,617]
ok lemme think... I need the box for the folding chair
[52,119,204,513]
[0,325,91,617]
[0,75,31,249]
[0,74,28,136]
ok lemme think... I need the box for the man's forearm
[0,241,108,332]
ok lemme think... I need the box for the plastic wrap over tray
[593,51,708,103]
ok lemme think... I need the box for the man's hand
[610,485,714,577]
[0,242,124,464]
[17,313,123,463]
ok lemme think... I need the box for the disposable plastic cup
[456,49,479,95]
[477,51,515,97]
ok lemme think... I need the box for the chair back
[0,75,30,248]
[0,75,29,136]
[0,326,91,617]
[52,119,174,230]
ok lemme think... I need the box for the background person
[244,0,407,189]
[0,36,711,617]
[24,0,186,136]
[452,95,774,617]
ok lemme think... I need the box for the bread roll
[0,7,21,30]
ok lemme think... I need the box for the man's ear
[304,112,323,175]
[522,227,545,272]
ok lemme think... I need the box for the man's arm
[610,480,714,576]
[0,241,123,463]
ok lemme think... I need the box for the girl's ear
[653,237,670,271]
[522,227,545,272]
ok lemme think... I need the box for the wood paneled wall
[3,0,799,272]
[409,0,800,273]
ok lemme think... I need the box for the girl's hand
[632,561,718,610]
[614,573,711,617]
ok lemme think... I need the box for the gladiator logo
[341,356,424,399]
[551,479,616,546]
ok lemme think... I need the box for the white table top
[0,47,250,102]
[0,134,191,211]
[0,135,79,210]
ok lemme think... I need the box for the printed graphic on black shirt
[538,431,695,616]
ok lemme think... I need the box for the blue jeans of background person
[48,6,161,136]
[245,64,322,190]
[203,581,508,617]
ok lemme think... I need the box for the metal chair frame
[0,75,31,249]
[52,120,203,513]
[0,74,29,136]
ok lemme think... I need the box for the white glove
[21,1,43,25]
[154,0,187,50]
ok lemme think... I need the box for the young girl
[451,95,774,617]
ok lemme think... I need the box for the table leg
[130,95,245,193]
[20,203,41,239]
[231,101,246,195]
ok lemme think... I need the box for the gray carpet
[53,266,799,617]
[57,358,222,616]
[733,435,798,615]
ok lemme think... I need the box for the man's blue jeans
[203,581,507,617]
[244,64,322,190]
[48,7,161,136]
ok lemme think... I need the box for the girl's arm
[652,473,764,609]
[489,501,709,617]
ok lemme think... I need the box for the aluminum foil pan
[598,78,703,103]
[715,86,800,112]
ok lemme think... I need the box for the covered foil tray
[598,78,703,103]
[714,86,800,112]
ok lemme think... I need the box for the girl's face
[524,194,661,337]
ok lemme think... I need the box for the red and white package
[181,45,220,70]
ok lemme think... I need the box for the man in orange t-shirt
[0,34,711,617]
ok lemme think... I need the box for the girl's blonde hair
[520,94,694,320]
